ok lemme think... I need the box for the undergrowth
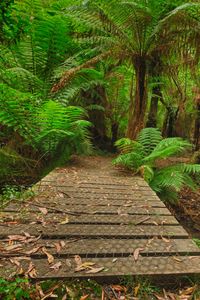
[1,277,200,300]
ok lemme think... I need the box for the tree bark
[146,85,162,127]
[82,85,111,150]
[126,57,147,139]
[162,107,179,137]
[111,122,119,146]
[194,101,200,150]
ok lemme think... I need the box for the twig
[110,286,118,299]
[57,190,72,198]
[135,216,150,225]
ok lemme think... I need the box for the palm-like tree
[52,0,200,139]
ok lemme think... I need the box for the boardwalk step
[0,224,188,238]
[1,256,200,280]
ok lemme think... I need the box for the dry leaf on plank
[75,262,96,272]
[50,261,62,271]
[85,267,104,274]
[54,242,61,253]
[60,241,65,248]
[4,244,23,252]
[26,262,37,278]
[25,246,42,255]
[74,255,82,267]
[60,217,69,224]
[161,237,170,243]
[42,247,54,264]
[133,248,144,261]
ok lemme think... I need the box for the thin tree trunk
[194,101,200,150]
[111,122,119,146]
[162,107,179,137]
[126,58,147,139]
[146,85,162,127]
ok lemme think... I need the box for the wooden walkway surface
[1,156,200,281]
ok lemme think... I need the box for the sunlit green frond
[115,138,144,154]
[137,127,162,155]
[113,151,143,171]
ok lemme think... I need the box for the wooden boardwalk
[1,156,200,281]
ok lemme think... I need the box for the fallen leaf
[85,267,104,273]
[42,247,54,264]
[25,261,37,278]
[173,256,182,263]
[54,242,61,253]
[60,241,65,248]
[25,246,41,255]
[75,262,96,272]
[161,237,170,243]
[65,259,72,267]
[181,285,197,296]
[112,258,118,263]
[152,221,159,226]
[60,217,69,224]
[134,283,140,296]
[9,258,20,267]
[4,244,23,251]
[80,295,89,300]
[133,248,144,261]
[8,235,26,241]
[39,207,48,215]
[74,255,82,267]
[50,261,62,271]
[23,232,31,238]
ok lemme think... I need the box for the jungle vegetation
[0,0,200,191]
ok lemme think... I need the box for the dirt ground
[174,187,200,238]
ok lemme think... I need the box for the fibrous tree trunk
[82,85,110,150]
[194,99,200,150]
[126,57,147,139]
[162,107,179,137]
[146,85,162,127]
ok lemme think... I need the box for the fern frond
[137,127,162,155]
[113,151,143,171]
[140,165,154,183]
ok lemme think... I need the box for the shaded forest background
[0,0,200,188]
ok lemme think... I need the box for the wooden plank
[4,204,171,215]
[0,212,179,225]
[23,197,165,208]
[0,239,198,258]
[47,187,157,196]
[1,256,200,280]
[40,182,151,191]
[0,224,188,238]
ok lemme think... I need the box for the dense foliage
[113,128,200,202]
[0,0,199,189]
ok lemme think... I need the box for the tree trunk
[82,85,110,150]
[162,107,179,137]
[194,101,200,150]
[126,58,147,139]
[146,85,162,127]
[111,122,119,146]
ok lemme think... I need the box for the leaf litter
[74,255,104,273]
